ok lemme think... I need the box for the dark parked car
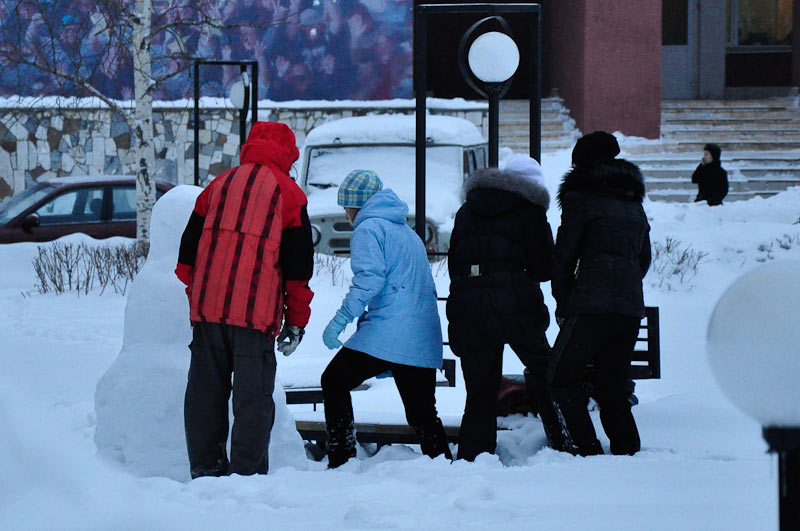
[0,176,172,244]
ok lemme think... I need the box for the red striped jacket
[176,122,314,336]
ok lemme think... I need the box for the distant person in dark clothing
[692,143,728,206]
[548,131,651,457]
[447,154,562,460]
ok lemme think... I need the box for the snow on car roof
[303,114,486,147]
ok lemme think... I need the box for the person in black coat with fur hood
[447,154,562,461]
[548,131,651,457]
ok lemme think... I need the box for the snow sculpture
[706,260,800,427]
[94,185,308,481]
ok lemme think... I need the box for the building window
[662,0,688,45]
[728,0,793,46]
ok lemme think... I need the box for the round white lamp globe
[467,31,520,83]
[706,261,800,427]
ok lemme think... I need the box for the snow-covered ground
[2,146,799,529]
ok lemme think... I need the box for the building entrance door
[662,0,700,98]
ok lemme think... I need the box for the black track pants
[184,322,276,478]
[548,314,641,456]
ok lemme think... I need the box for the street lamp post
[706,261,800,530]
[414,3,541,244]
[459,24,520,168]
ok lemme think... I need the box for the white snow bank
[707,260,800,427]
[93,185,307,481]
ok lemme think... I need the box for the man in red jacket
[175,121,314,478]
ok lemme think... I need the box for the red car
[0,176,173,244]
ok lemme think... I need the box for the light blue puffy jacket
[337,189,443,368]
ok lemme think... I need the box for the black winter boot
[549,387,604,457]
[412,418,453,461]
[326,417,357,469]
[524,370,567,452]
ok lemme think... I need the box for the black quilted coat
[552,158,651,319]
[447,167,554,353]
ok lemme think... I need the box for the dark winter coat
[447,168,554,353]
[691,161,728,206]
[553,158,651,319]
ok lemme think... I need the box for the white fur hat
[503,154,545,188]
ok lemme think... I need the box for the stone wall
[0,100,487,200]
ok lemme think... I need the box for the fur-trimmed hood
[463,167,550,209]
[557,158,645,207]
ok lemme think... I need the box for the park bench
[291,306,660,451]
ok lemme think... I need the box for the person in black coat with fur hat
[447,154,562,460]
[692,143,728,206]
[548,131,651,456]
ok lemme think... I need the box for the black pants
[320,347,450,459]
[184,322,276,478]
[547,313,641,456]
[457,333,560,460]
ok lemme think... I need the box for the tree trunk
[132,0,156,250]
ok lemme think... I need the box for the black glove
[277,325,304,356]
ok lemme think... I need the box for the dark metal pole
[414,7,427,242]
[194,61,200,186]
[530,10,541,162]
[488,90,500,167]
[764,427,800,531]
[252,61,259,126]
[779,450,800,529]
[239,65,247,155]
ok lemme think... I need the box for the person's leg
[593,316,642,455]
[456,341,504,461]
[510,335,566,452]
[184,322,233,478]
[547,315,609,456]
[321,348,389,467]
[228,325,276,476]
[392,363,452,460]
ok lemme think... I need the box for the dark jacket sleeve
[280,203,314,327]
[551,194,584,316]
[639,227,652,277]
[527,212,554,282]
[174,187,212,286]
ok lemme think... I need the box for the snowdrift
[93,185,307,481]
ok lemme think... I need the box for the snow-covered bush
[647,236,708,291]
[94,185,307,481]
[31,241,145,295]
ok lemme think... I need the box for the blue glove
[323,311,350,350]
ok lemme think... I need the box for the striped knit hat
[337,170,383,208]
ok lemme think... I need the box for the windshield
[304,144,466,225]
[0,184,55,225]
[306,145,463,188]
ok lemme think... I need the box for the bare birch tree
[0,0,289,250]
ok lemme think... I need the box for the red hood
[240,121,299,173]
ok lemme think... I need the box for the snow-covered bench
[293,306,660,451]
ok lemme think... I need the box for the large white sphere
[467,31,520,83]
[706,261,800,427]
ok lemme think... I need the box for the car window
[111,186,137,220]
[35,187,104,225]
[306,145,462,188]
[0,184,55,225]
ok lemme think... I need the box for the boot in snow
[412,418,453,461]
[326,417,357,469]
[549,386,604,456]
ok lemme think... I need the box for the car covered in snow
[0,176,172,244]
[297,114,487,255]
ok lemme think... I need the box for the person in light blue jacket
[321,170,452,468]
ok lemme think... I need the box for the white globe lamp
[706,260,800,529]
